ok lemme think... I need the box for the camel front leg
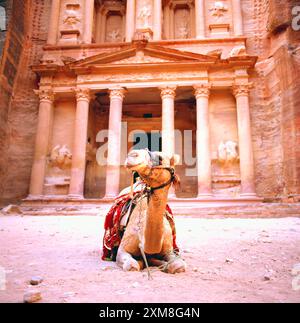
[116,246,144,271]
[163,252,186,274]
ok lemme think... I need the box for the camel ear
[170,154,180,166]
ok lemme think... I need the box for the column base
[240,192,259,199]
[197,193,214,199]
[67,194,84,200]
[103,194,117,200]
[26,194,44,200]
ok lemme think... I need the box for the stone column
[161,86,176,197]
[163,4,170,39]
[95,6,102,43]
[69,89,90,198]
[104,87,126,198]
[169,5,174,39]
[232,0,244,36]
[195,0,205,39]
[29,90,54,197]
[194,84,212,198]
[83,0,95,43]
[233,84,256,196]
[100,11,107,43]
[47,0,61,45]
[153,0,162,41]
[125,0,135,42]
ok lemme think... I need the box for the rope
[137,195,153,280]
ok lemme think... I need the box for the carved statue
[229,45,247,57]
[218,141,239,163]
[209,1,228,18]
[178,22,189,39]
[107,29,121,42]
[49,145,72,170]
[63,4,81,29]
[176,9,189,39]
[137,3,151,28]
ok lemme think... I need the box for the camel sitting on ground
[116,149,186,274]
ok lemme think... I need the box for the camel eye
[130,152,139,157]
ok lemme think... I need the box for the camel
[115,149,186,274]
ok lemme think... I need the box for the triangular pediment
[68,42,217,69]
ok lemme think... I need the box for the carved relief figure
[105,14,123,42]
[63,4,81,29]
[229,45,247,57]
[49,145,72,170]
[107,29,121,42]
[218,141,239,163]
[209,1,228,18]
[175,8,190,39]
[137,1,152,28]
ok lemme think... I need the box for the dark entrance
[133,132,162,182]
[133,132,162,152]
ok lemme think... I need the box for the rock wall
[243,0,300,201]
[0,0,51,206]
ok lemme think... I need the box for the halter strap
[139,167,175,194]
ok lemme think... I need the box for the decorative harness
[135,149,176,196]
[126,150,179,279]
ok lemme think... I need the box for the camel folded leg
[163,252,186,274]
[116,246,144,271]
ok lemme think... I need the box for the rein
[139,167,176,194]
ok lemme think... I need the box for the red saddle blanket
[102,191,179,261]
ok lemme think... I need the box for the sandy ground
[0,215,300,303]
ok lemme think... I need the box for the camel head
[125,149,180,189]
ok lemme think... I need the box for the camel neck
[143,186,170,254]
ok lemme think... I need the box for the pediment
[68,42,217,69]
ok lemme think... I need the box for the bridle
[135,149,176,194]
[138,167,176,194]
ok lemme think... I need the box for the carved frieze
[77,70,208,84]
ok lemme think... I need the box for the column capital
[232,83,253,97]
[160,86,177,99]
[109,87,126,100]
[34,89,55,103]
[194,83,211,98]
[75,88,91,102]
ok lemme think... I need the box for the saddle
[102,189,179,261]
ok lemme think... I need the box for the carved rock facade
[0,0,299,206]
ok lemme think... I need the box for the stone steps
[18,203,300,218]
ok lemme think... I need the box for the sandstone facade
[0,0,299,206]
